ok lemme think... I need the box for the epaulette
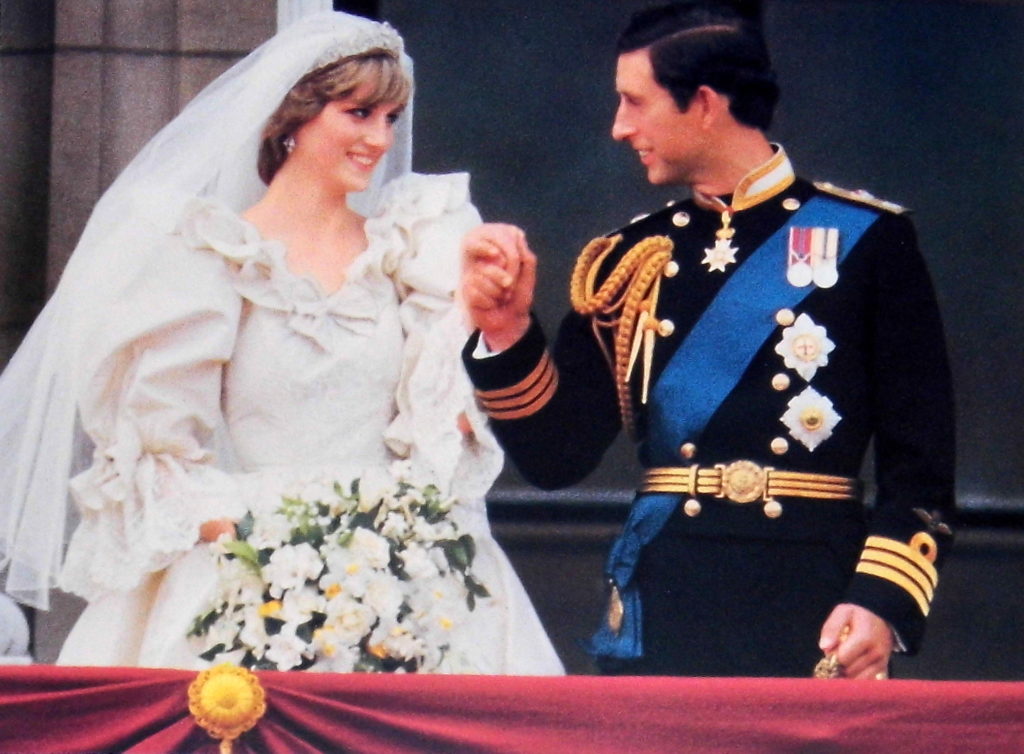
[814,181,910,214]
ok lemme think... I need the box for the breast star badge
[702,209,738,272]
[702,237,738,273]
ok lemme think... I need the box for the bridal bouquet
[189,462,489,673]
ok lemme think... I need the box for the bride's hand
[461,223,535,350]
[199,518,236,543]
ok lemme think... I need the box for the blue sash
[588,195,879,660]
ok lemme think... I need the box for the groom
[460,0,954,678]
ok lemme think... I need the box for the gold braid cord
[570,233,674,436]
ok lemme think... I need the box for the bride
[0,11,562,675]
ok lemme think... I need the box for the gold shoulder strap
[814,181,909,214]
[570,233,674,435]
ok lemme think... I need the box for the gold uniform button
[671,211,691,228]
[775,308,796,327]
[782,197,801,211]
[770,437,790,455]
[657,319,675,337]
[763,500,784,518]
[680,442,697,459]
[683,498,702,517]
[663,260,680,278]
[771,373,791,391]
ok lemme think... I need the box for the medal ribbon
[587,195,879,660]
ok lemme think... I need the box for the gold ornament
[188,663,267,754]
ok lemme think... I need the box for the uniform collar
[693,144,795,214]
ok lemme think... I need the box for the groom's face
[611,48,707,187]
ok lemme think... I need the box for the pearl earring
[283,135,296,154]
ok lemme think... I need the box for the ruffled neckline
[177,197,385,349]
[176,172,470,349]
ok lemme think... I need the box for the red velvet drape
[1,666,1022,753]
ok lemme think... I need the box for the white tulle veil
[0,11,414,609]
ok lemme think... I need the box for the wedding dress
[56,172,564,675]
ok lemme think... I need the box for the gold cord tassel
[570,234,674,436]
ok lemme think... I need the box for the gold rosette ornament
[188,663,267,753]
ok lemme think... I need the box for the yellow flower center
[258,600,281,618]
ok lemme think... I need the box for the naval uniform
[463,148,955,677]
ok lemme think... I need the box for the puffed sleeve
[60,199,252,600]
[369,173,504,503]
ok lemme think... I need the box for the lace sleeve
[370,173,504,503]
[59,212,248,601]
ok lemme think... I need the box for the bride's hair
[257,49,412,184]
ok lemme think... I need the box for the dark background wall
[382,0,1024,516]
[372,0,1024,678]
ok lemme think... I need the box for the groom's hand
[461,223,536,351]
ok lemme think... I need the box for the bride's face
[292,82,405,194]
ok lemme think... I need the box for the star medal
[702,209,738,273]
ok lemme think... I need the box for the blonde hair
[257,49,411,184]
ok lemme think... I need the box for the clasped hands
[460,223,537,351]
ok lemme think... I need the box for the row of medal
[690,206,841,289]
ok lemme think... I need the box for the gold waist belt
[641,461,858,505]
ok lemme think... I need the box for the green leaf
[458,534,476,565]
[199,643,226,662]
[465,574,490,598]
[188,609,221,637]
[439,538,470,572]
[222,540,262,575]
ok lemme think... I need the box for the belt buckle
[716,460,768,504]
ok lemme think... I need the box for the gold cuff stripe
[855,562,932,617]
[862,536,939,585]
[475,352,553,401]
[860,551,936,601]
[476,354,558,420]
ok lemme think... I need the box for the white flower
[780,386,842,451]
[357,467,394,512]
[329,598,376,645]
[263,542,324,598]
[364,574,405,617]
[280,585,325,624]
[248,512,294,550]
[265,627,308,670]
[774,313,835,381]
[238,606,269,654]
[400,542,440,580]
[349,527,391,569]
[411,517,453,543]
[379,510,410,539]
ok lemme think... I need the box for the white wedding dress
[56,172,563,675]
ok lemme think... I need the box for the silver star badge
[701,237,738,273]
